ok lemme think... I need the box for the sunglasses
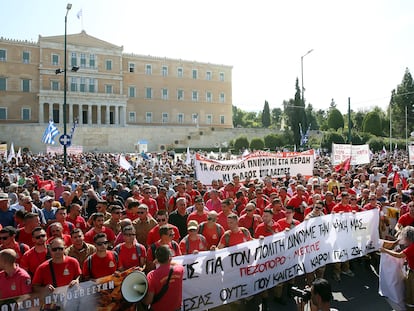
[51,247,64,252]
[207,217,216,221]
[137,211,145,214]
[96,241,109,246]
[0,236,9,240]
[34,234,46,239]
[246,209,254,212]
[156,218,167,222]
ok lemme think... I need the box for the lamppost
[63,4,72,166]
[301,49,314,107]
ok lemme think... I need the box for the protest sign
[195,150,314,185]
[409,145,414,165]
[0,210,379,311]
[174,209,379,311]
[331,144,370,165]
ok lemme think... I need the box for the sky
[1,0,414,114]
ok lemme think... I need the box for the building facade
[0,31,233,130]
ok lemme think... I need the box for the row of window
[129,111,225,125]
[0,107,226,125]
[0,49,226,81]
[0,78,31,92]
[0,77,227,103]
[0,107,31,120]
[128,86,226,103]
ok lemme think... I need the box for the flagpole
[63,3,72,167]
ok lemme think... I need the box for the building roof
[39,30,122,50]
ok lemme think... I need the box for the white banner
[175,210,379,311]
[409,145,414,165]
[46,145,83,155]
[331,144,370,165]
[195,150,314,185]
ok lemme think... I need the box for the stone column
[78,104,83,125]
[39,102,44,123]
[88,105,92,125]
[115,105,119,125]
[106,105,110,124]
[97,104,101,125]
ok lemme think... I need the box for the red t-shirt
[398,213,414,227]
[17,228,35,248]
[219,228,252,247]
[20,247,48,276]
[139,198,158,217]
[46,221,74,237]
[114,243,146,270]
[276,218,300,231]
[147,241,181,263]
[66,215,87,233]
[33,256,81,287]
[84,227,116,245]
[332,203,352,213]
[272,210,287,222]
[186,189,201,205]
[147,264,184,311]
[47,234,72,247]
[146,225,181,246]
[187,211,208,225]
[217,212,230,231]
[254,222,281,238]
[403,243,414,269]
[179,235,208,255]
[198,222,224,249]
[156,196,168,211]
[287,195,306,222]
[238,214,262,233]
[0,267,32,299]
[1,242,30,265]
[82,251,118,279]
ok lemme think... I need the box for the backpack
[199,223,223,238]
[87,251,118,278]
[150,241,179,259]
[223,228,250,247]
[114,243,142,257]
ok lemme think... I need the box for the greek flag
[41,121,60,145]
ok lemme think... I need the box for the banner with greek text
[331,144,370,165]
[195,150,314,185]
[174,210,379,311]
[0,211,379,311]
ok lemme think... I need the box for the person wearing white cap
[41,195,56,226]
[0,192,15,228]
[178,220,207,255]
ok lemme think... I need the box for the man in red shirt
[47,222,72,247]
[83,233,118,280]
[114,225,146,271]
[269,198,286,222]
[0,226,29,265]
[323,191,336,214]
[140,185,158,217]
[217,198,234,231]
[185,180,200,206]
[238,202,263,236]
[396,202,414,237]
[362,194,380,211]
[143,245,184,311]
[217,213,252,248]
[254,209,281,238]
[187,196,209,225]
[250,187,269,214]
[146,225,181,272]
[198,211,224,249]
[179,220,208,255]
[0,249,32,299]
[67,203,87,233]
[32,237,81,292]
[287,185,308,222]
[84,213,116,248]
[276,206,300,231]
[46,206,74,237]
[168,182,191,212]
[156,187,168,211]
[331,192,352,214]
[20,226,49,277]
[147,210,180,246]
[17,212,41,248]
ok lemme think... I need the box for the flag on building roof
[41,121,59,145]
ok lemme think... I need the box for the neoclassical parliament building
[0,31,233,152]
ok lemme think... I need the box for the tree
[233,136,249,153]
[271,108,282,129]
[262,101,271,128]
[353,111,365,131]
[250,138,265,150]
[264,134,285,150]
[305,104,319,130]
[362,110,383,136]
[284,78,307,146]
[327,107,344,130]
[232,105,245,127]
[391,68,414,138]
[321,131,345,152]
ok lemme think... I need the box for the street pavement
[265,256,396,311]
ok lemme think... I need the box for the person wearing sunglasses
[0,226,29,265]
[103,205,123,236]
[32,237,81,293]
[114,225,146,271]
[82,232,118,281]
[147,210,180,246]
[20,226,49,277]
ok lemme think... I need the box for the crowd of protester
[0,149,413,310]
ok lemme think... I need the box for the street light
[301,49,314,107]
[63,3,72,167]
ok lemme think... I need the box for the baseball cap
[187,220,199,231]
[0,193,9,200]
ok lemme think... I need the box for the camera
[288,286,312,302]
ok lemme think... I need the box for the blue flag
[41,120,60,145]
